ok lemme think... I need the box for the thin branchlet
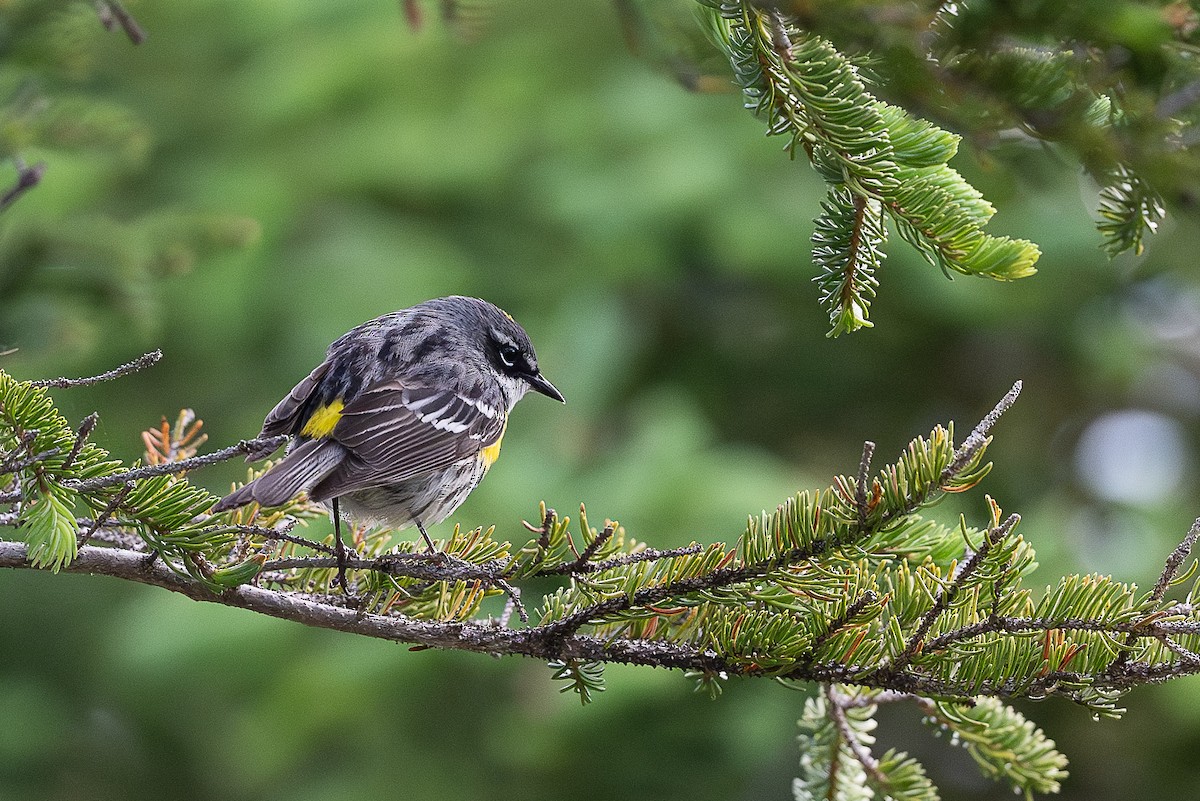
[533,543,704,576]
[64,436,288,492]
[825,685,889,786]
[30,351,162,389]
[0,430,38,474]
[77,483,132,548]
[62,413,99,471]
[1159,635,1200,666]
[856,440,875,530]
[1108,515,1200,674]
[886,513,1019,672]
[1152,516,1200,602]
[222,520,332,554]
[941,381,1022,485]
[801,590,879,665]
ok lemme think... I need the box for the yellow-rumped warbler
[212,296,563,578]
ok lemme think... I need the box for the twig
[1,447,60,473]
[0,159,46,214]
[225,520,333,555]
[539,541,826,638]
[856,441,875,529]
[0,430,38,473]
[62,413,100,471]
[95,0,146,44]
[923,613,1169,653]
[1151,516,1200,602]
[264,552,509,585]
[1159,635,1200,666]
[493,578,528,623]
[766,10,794,60]
[31,351,162,389]
[533,543,704,576]
[941,381,1022,484]
[839,690,916,708]
[800,590,879,664]
[573,524,614,569]
[78,483,132,547]
[1109,515,1200,675]
[63,435,288,492]
[825,685,889,786]
[886,513,1019,672]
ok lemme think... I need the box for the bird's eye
[498,343,520,369]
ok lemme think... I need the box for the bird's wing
[308,381,503,501]
[259,360,333,440]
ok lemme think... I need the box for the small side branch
[1151,516,1200,602]
[64,435,288,492]
[1111,515,1200,674]
[825,685,889,786]
[31,351,162,389]
[801,590,878,664]
[231,520,332,554]
[63,413,100,470]
[856,440,875,529]
[888,513,1019,672]
[941,381,1022,484]
[573,523,614,569]
[534,543,704,577]
[77,483,132,547]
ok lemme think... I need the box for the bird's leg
[332,497,349,593]
[415,518,437,552]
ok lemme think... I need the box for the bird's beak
[527,371,565,403]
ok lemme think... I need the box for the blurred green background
[5,1,1200,799]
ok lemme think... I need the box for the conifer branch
[3,536,1200,699]
[699,2,1040,334]
[8,360,1200,798]
[801,590,879,665]
[62,413,100,471]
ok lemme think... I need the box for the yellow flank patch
[300,399,344,438]
[479,421,507,469]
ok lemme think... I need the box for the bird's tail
[211,438,345,513]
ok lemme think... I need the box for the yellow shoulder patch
[300,399,344,438]
[479,420,507,469]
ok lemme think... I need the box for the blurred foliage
[4,0,1200,800]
